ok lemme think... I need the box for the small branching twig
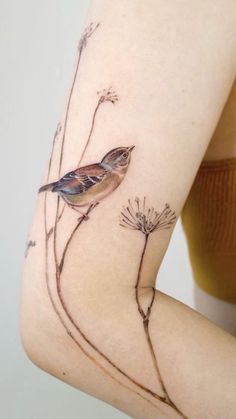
[46,227,54,239]
[78,22,100,52]
[25,240,36,258]
[48,123,62,178]
[57,205,65,222]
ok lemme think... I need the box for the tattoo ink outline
[25,240,36,258]
[41,23,168,412]
[40,21,188,417]
[120,197,188,418]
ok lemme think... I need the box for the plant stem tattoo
[58,22,100,177]
[41,22,165,411]
[120,198,187,417]
[78,88,118,167]
[38,21,188,418]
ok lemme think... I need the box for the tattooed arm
[21,1,236,418]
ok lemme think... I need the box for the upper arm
[21,2,236,418]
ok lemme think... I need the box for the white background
[0,1,195,418]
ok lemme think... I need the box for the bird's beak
[128,145,135,152]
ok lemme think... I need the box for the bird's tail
[38,182,56,193]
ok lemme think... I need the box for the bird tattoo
[39,146,135,216]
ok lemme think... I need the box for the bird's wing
[52,164,108,195]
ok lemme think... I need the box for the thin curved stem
[143,314,187,418]
[59,203,98,273]
[77,100,100,167]
[58,49,81,177]
[135,234,149,318]
[48,123,61,179]
[135,234,188,418]
[58,23,102,176]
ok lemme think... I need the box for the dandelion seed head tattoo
[120,197,177,235]
[96,88,118,105]
[118,198,187,417]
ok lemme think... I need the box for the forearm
[21,1,236,418]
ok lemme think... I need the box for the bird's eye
[122,152,128,159]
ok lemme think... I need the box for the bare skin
[204,79,236,161]
[21,1,236,418]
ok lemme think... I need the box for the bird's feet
[81,202,99,221]
[69,205,89,219]
[72,202,99,221]
[80,212,89,221]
